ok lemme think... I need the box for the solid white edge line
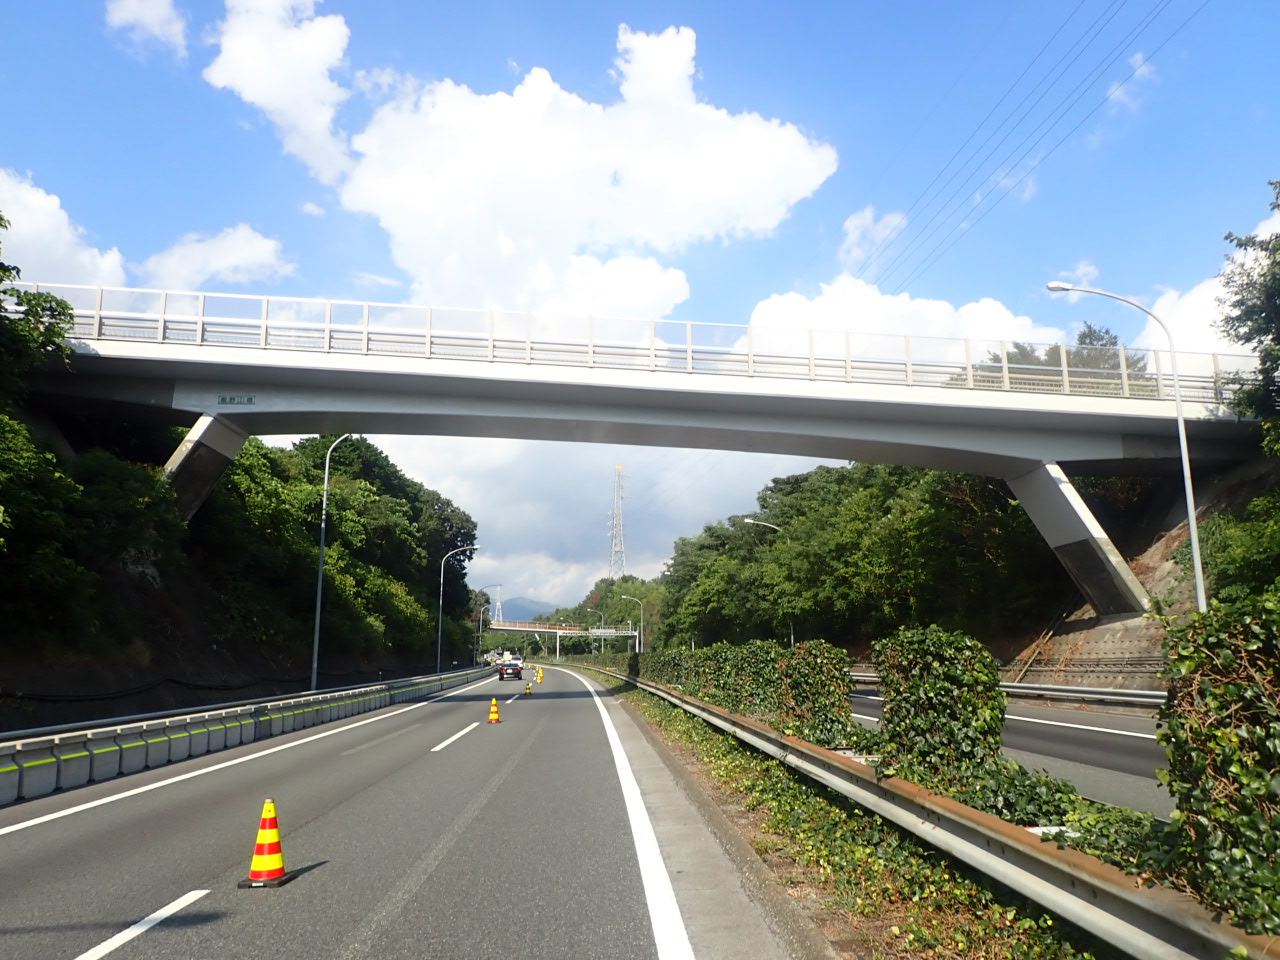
[0,675,497,838]
[430,722,479,752]
[852,696,1157,739]
[555,667,695,960]
[73,889,209,960]
[505,694,520,704]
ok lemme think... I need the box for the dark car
[498,663,522,681]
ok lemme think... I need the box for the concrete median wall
[0,668,490,808]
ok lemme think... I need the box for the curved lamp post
[437,545,481,675]
[743,518,796,645]
[310,433,351,691]
[620,594,644,652]
[1046,281,1206,612]
[473,583,500,665]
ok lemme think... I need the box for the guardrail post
[1155,350,1165,399]
[158,290,168,342]
[259,296,269,348]
[362,302,370,354]
[489,307,496,361]
[649,319,657,369]
[964,338,974,388]
[1001,341,1011,390]
[94,286,104,338]
[425,305,433,358]
[587,315,594,366]
[904,335,913,385]
[196,292,205,344]
[324,300,333,351]
[1059,343,1070,394]
[746,326,754,376]
[1119,346,1130,397]
[809,329,816,379]
[686,321,693,372]
[526,312,533,363]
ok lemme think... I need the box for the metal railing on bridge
[13,282,1255,405]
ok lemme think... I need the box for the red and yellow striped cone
[238,798,297,888]
[488,698,501,723]
[524,682,531,696]
[536,669,543,684]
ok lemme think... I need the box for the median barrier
[0,744,18,804]
[141,722,171,769]
[0,668,490,806]
[15,737,57,800]
[53,739,91,790]
[87,729,121,782]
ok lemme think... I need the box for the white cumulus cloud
[0,169,126,286]
[105,0,187,58]
[137,223,294,289]
[204,0,353,185]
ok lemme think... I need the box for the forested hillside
[0,215,480,728]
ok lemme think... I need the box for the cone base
[238,871,298,889]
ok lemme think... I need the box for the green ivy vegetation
[567,640,872,749]
[1153,595,1280,935]
[587,668,1115,959]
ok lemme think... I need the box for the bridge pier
[163,414,249,520]
[1007,462,1150,616]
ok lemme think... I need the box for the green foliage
[872,624,1083,824]
[615,677,1111,959]
[1218,180,1280,452]
[1155,594,1280,935]
[0,212,74,406]
[568,640,871,750]
[653,462,1064,651]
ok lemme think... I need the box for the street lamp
[310,433,351,691]
[1046,281,1206,612]
[620,595,644,652]
[437,544,481,675]
[473,583,500,666]
[743,518,796,645]
[587,608,605,653]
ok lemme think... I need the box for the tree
[1218,180,1280,452]
[0,213,74,405]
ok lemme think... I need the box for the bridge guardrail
[11,282,1254,406]
[569,663,1274,960]
[0,666,491,807]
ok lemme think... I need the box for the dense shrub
[1155,595,1280,935]
[569,640,870,749]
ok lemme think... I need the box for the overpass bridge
[17,282,1261,617]
[486,620,640,656]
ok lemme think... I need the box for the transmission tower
[609,464,627,579]
[493,584,504,624]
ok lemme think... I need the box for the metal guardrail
[850,673,1168,707]
[10,282,1252,405]
[0,666,491,807]
[575,664,1273,960]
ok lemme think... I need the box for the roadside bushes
[1155,594,1280,935]
[569,639,869,749]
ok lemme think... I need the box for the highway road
[0,668,813,960]
[850,688,1173,816]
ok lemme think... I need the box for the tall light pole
[473,583,500,666]
[743,518,795,645]
[437,545,481,675]
[620,595,644,652]
[310,433,351,691]
[1046,281,1207,612]
[587,608,605,653]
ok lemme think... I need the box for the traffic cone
[536,668,543,684]
[488,698,501,723]
[524,682,531,696]
[238,798,297,888]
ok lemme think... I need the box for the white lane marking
[505,694,520,704]
[430,722,479,752]
[1004,714,1158,740]
[73,889,209,960]
[852,698,1157,739]
[340,722,421,756]
[855,696,1157,742]
[0,675,497,838]
[852,712,881,723]
[556,667,695,960]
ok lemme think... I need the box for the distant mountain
[498,596,558,621]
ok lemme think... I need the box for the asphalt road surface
[850,688,1173,816]
[0,668,811,960]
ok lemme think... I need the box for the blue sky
[3,1,1278,605]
